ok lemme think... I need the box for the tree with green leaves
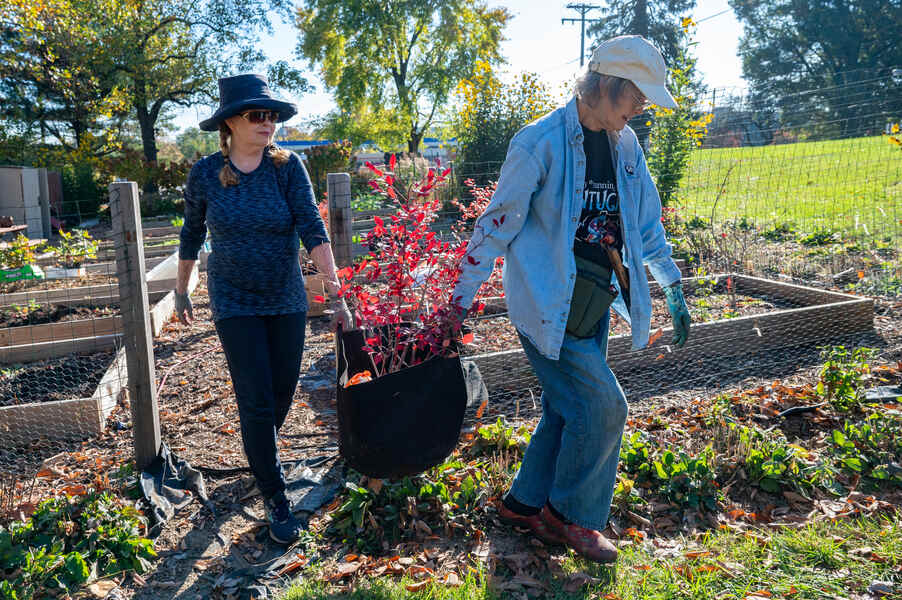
[99,0,310,170]
[295,0,511,153]
[175,127,220,161]
[646,23,712,207]
[1,0,310,174]
[308,106,409,150]
[0,0,129,156]
[730,0,902,137]
[451,62,555,179]
[587,0,696,67]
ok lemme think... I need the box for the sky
[171,0,746,134]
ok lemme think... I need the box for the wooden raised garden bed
[468,274,875,398]
[0,249,197,446]
[0,348,126,447]
[0,251,197,363]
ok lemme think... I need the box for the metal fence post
[110,182,160,470]
[327,172,353,267]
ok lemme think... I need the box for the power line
[695,8,732,23]
[561,3,603,67]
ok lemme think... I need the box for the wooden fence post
[327,173,352,267]
[110,182,160,471]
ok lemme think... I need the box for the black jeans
[215,312,306,501]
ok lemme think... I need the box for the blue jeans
[215,312,306,500]
[510,311,628,530]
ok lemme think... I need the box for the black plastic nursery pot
[336,325,468,479]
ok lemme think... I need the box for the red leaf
[389,153,397,170]
[475,399,487,419]
[467,255,480,265]
[374,216,384,227]
[442,167,452,177]
[385,175,394,186]
[365,161,377,172]
[313,295,326,303]
[461,332,474,344]
[386,187,396,199]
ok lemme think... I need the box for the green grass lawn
[282,516,902,599]
[678,135,902,240]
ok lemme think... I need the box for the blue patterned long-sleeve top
[178,150,329,322]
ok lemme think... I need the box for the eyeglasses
[240,110,279,124]
[629,89,651,112]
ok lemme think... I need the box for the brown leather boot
[498,503,565,546]
[540,505,618,563]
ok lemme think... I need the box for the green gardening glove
[663,282,691,347]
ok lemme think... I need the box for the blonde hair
[218,122,292,187]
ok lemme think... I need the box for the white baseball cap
[587,35,678,109]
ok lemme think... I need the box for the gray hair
[573,70,632,108]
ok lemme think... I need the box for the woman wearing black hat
[175,74,352,544]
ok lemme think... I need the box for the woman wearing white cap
[450,36,691,562]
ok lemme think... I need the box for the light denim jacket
[452,97,682,360]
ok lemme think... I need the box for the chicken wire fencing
[2,70,900,521]
[0,181,175,522]
[347,71,901,422]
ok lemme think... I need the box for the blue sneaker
[264,493,302,544]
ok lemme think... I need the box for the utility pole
[561,3,602,67]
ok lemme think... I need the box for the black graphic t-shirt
[574,126,622,265]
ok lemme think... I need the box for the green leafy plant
[828,414,902,487]
[43,229,98,268]
[351,193,391,212]
[169,216,184,228]
[847,273,902,297]
[650,447,721,510]
[762,221,796,241]
[326,458,494,553]
[453,62,555,180]
[646,21,712,207]
[798,228,840,247]
[817,346,877,411]
[735,425,817,493]
[620,431,722,510]
[0,493,155,600]
[0,234,36,270]
[4,299,41,321]
[620,430,654,481]
[470,417,532,457]
[612,474,645,511]
[303,141,353,202]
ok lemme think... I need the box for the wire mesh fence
[1,72,899,526]
[343,72,901,423]
[0,180,185,523]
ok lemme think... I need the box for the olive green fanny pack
[566,254,618,339]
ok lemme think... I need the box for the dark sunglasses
[240,110,279,124]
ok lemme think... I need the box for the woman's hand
[663,282,690,347]
[174,291,194,325]
[329,297,354,331]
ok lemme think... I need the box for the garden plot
[0,348,126,446]
[0,252,197,446]
[466,274,874,399]
[0,251,197,363]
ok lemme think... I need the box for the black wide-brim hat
[199,74,297,132]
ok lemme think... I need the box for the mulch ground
[2,272,901,599]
